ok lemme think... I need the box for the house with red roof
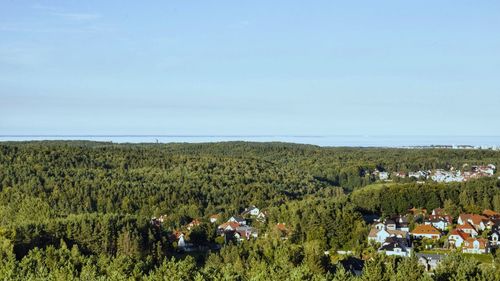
[455,222,478,237]
[424,217,449,231]
[218,221,240,232]
[411,224,441,239]
[448,229,470,247]
[462,237,489,254]
[431,208,446,216]
[209,214,221,223]
[458,214,488,231]
[186,219,201,230]
[483,209,500,219]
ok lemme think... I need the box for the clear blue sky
[1,1,499,136]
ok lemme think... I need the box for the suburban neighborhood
[372,164,497,183]
[368,207,500,270]
[150,200,500,275]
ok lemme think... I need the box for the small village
[151,202,500,274]
[372,164,497,183]
[368,208,500,270]
[151,205,289,253]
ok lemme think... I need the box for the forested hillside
[0,141,499,280]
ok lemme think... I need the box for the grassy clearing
[352,182,396,194]
[418,249,493,264]
[462,253,494,264]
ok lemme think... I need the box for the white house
[448,229,470,247]
[228,216,246,225]
[416,254,444,271]
[456,223,478,237]
[490,231,499,247]
[235,225,259,241]
[368,228,408,244]
[411,224,441,239]
[379,172,389,181]
[209,214,220,223]
[458,214,486,232]
[374,222,386,230]
[177,234,186,248]
[425,217,448,231]
[242,206,260,217]
[378,237,412,257]
[462,238,489,254]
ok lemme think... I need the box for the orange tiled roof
[456,222,477,232]
[429,214,453,224]
[459,214,488,226]
[412,224,441,235]
[483,209,500,218]
[218,221,240,230]
[276,223,288,232]
[463,238,488,250]
[449,229,470,240]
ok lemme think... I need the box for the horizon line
[2,134,500,138]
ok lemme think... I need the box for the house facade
[458,214,487,231]
[462,238,489,254]
[456,222,478,237]
[448,229,470,248]
[424,217,448,231]
[411,224,441,239]
[368,228,408,244]
[377,237,412,257]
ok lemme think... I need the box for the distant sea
[1,135,500,148]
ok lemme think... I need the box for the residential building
[462,238,489,254]
[411,224,441,239]
[490,230,500,247]
[228,216,246,225]
[458,214,487,231]
[448,229,470,248]
[483,209,500,219]
[378,237,412,257]
[242,205,260,217]
[424,217,449,231]
[379,172,389,180]
[456,222,478,237]
[368,227,408,244]
[217,221,240,233]
[416,254,445,271]
[234,225,258,240]
[186,219,201,230]
[209,214,221,223]
[276,223,290,238]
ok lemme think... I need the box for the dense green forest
[0,141,499,280]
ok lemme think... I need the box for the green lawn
[352,182,396,194]
[462,253,494,264]
[419,249,451,255]
[417,249,493,264]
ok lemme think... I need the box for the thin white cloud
[51,12,101,21]
[31,3,59,12]
[32,4,102,21]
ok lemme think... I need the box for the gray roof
[415,253,445,261]
[231,215,245,222]
[378,237,410,252]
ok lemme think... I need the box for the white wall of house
[250,208,260,216]
[491,233,499,246]
[382,247,411,257]
[429,221,447,230]
[178,235,186,248]
[413,233,440,239]
[461,229,478,237]
[448,235,464,247]
[463,241,488,254]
